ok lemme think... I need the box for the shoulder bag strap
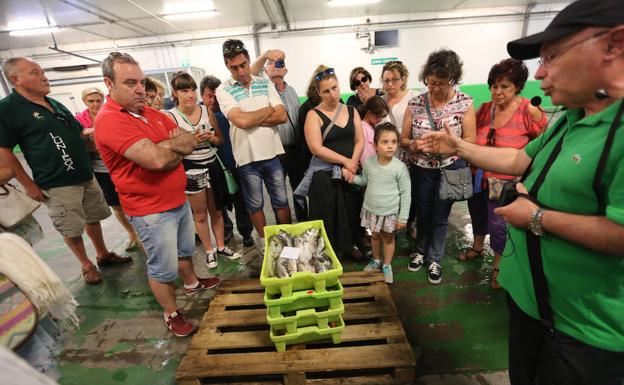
[593,100,624,212]
[423,93,437,132]
[320,103,344,143]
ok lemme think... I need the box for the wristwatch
[528,208,546,236]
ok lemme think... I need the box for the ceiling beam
[259,0,278,30]
[275,0,290,31]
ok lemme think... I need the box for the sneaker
[164,310,195,337]
[205,250,218,269]
[243,235,254,247]
[123,238,140,251]
[408,252,424,272]
[428,262,442,284]
[382,264,394,284]
[217,246,241,260]
[183,277,221,296]
[363,259,381,271]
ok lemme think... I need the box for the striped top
[166,105,217,165]
[475,98,546,180]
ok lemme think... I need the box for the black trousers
[507,294,624,385]
[279,145,307,222]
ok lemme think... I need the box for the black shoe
[408,252,424,272]
[427,262,442,284]
[243,235,254,247]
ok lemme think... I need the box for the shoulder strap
[423,93,437,131]
[592,100,624,212]
[318,103,343,143]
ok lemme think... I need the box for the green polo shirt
[0,90,92,189]
[498,100,624,352]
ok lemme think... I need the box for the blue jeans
[238,157,289,213]
[413,160,466,263]
[128,201,195,283]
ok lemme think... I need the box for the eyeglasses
[350,75,370,90]
[383,77,402,85]
[424,78,452,88]
[223,43,247,55]
[538,30,609,68]
[315,68,335,82]
[274,60,285,69]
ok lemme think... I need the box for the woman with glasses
[401,49,476,285]
[461,58,546,289]
[145,76,165,110]
[346,67,384,118]
[165,72,241,269]
[300,65,363,258]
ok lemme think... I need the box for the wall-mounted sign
[371,57,398,65]
[180,59,190,68]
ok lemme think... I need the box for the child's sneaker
[164,310,195,337]
[363,259,381,271]
[183,277,221,296]
[408,252,424,272]
[217,246,241,260]
[428,262,442,284]
[382,264,393,284]
[205,250,217,269]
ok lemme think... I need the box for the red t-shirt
[94,96,187,216]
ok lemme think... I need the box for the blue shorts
[237,157,289,213]
[128,201,195,283]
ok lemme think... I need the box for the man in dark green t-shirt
[416,0,624,384]
[0,57,132,285]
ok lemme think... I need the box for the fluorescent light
[163,10,218,20]
[163,1,215,14]
[328,0,381,6]
[9,27,61,37]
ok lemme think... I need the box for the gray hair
[101,52,139,81]
[2,57,28,85]
[200,75,221,95]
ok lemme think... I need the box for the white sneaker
[217,246,241,260]
[205,250,218,269]
[382,264,394,284]
[363,259,381,271]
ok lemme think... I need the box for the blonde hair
[381,61,409,91]
[146,76,165,93]
[81,87,104,100]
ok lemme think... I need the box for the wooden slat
[218,279,263,292]
[211,292,265,307]
[340,271,384,286]
[308,375,397,385]
[177,343,414,378]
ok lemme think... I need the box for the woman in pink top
[459,59,547,289]
[359,96,389,165]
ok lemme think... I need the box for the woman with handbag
[300,65,364,258]
[459,59,546,289]
[165,72,241,269]
[401,49,476,284]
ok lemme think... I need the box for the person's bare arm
[123,138,184,172]
[206,109,224,146]
[416,124,532,176]
[351,110,364,165]
[261,105,287,126]
[157,128,197,156]
[0,165,15,184]
[227,107,275,129]
[250,50,285,76]
[460,105,477,144]
[0,147,45,201]
[494,183,624,256]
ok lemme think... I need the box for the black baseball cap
[507,0,624,60]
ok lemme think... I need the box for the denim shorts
[128,201,195,283]
[237,157,289,212]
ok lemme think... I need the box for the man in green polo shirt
[416,0,624,384]
[0,57,132,285]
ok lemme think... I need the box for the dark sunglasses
[223,44,246,55]
[314,68,335,82]
[350,75,370,90]
[274,60,285,68]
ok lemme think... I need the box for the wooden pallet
[176,271,416,385]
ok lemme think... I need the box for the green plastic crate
[270,315,345,352]
[267,302,344,334]
[264,281,344,319]
[260,220,343,297]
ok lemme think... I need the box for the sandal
[458,248,483,262]
[82,265,103,285]
[491,268,501,290]
[97,252,133,267]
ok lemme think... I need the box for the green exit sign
[371,57,398,65]
[180,59,190,68]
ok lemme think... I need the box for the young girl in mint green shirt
[352,123,411,283]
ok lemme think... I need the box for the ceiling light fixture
[328,0,381,7]
[163,10,218,20]
[9,27,61,37]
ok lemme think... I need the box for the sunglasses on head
[350,75,370,90]
[223,43,246,55]
[315,68,335,82]
[274,60,285,69]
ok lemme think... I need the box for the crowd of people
[0,0,622,383]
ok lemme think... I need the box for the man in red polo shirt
[95,52,219,337]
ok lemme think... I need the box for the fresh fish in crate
[312,257,327,273]
[297,260,315,273]
[316,235,325,257]
[276,229,294,246]
[275,257,290,278]
[296,228,320,263]
[286,258,298,276]
[267,235,287,277]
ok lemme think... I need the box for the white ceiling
[0,0,561,51]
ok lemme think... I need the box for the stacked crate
[260,220,344,352]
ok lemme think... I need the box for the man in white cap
[417,0,624,383]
